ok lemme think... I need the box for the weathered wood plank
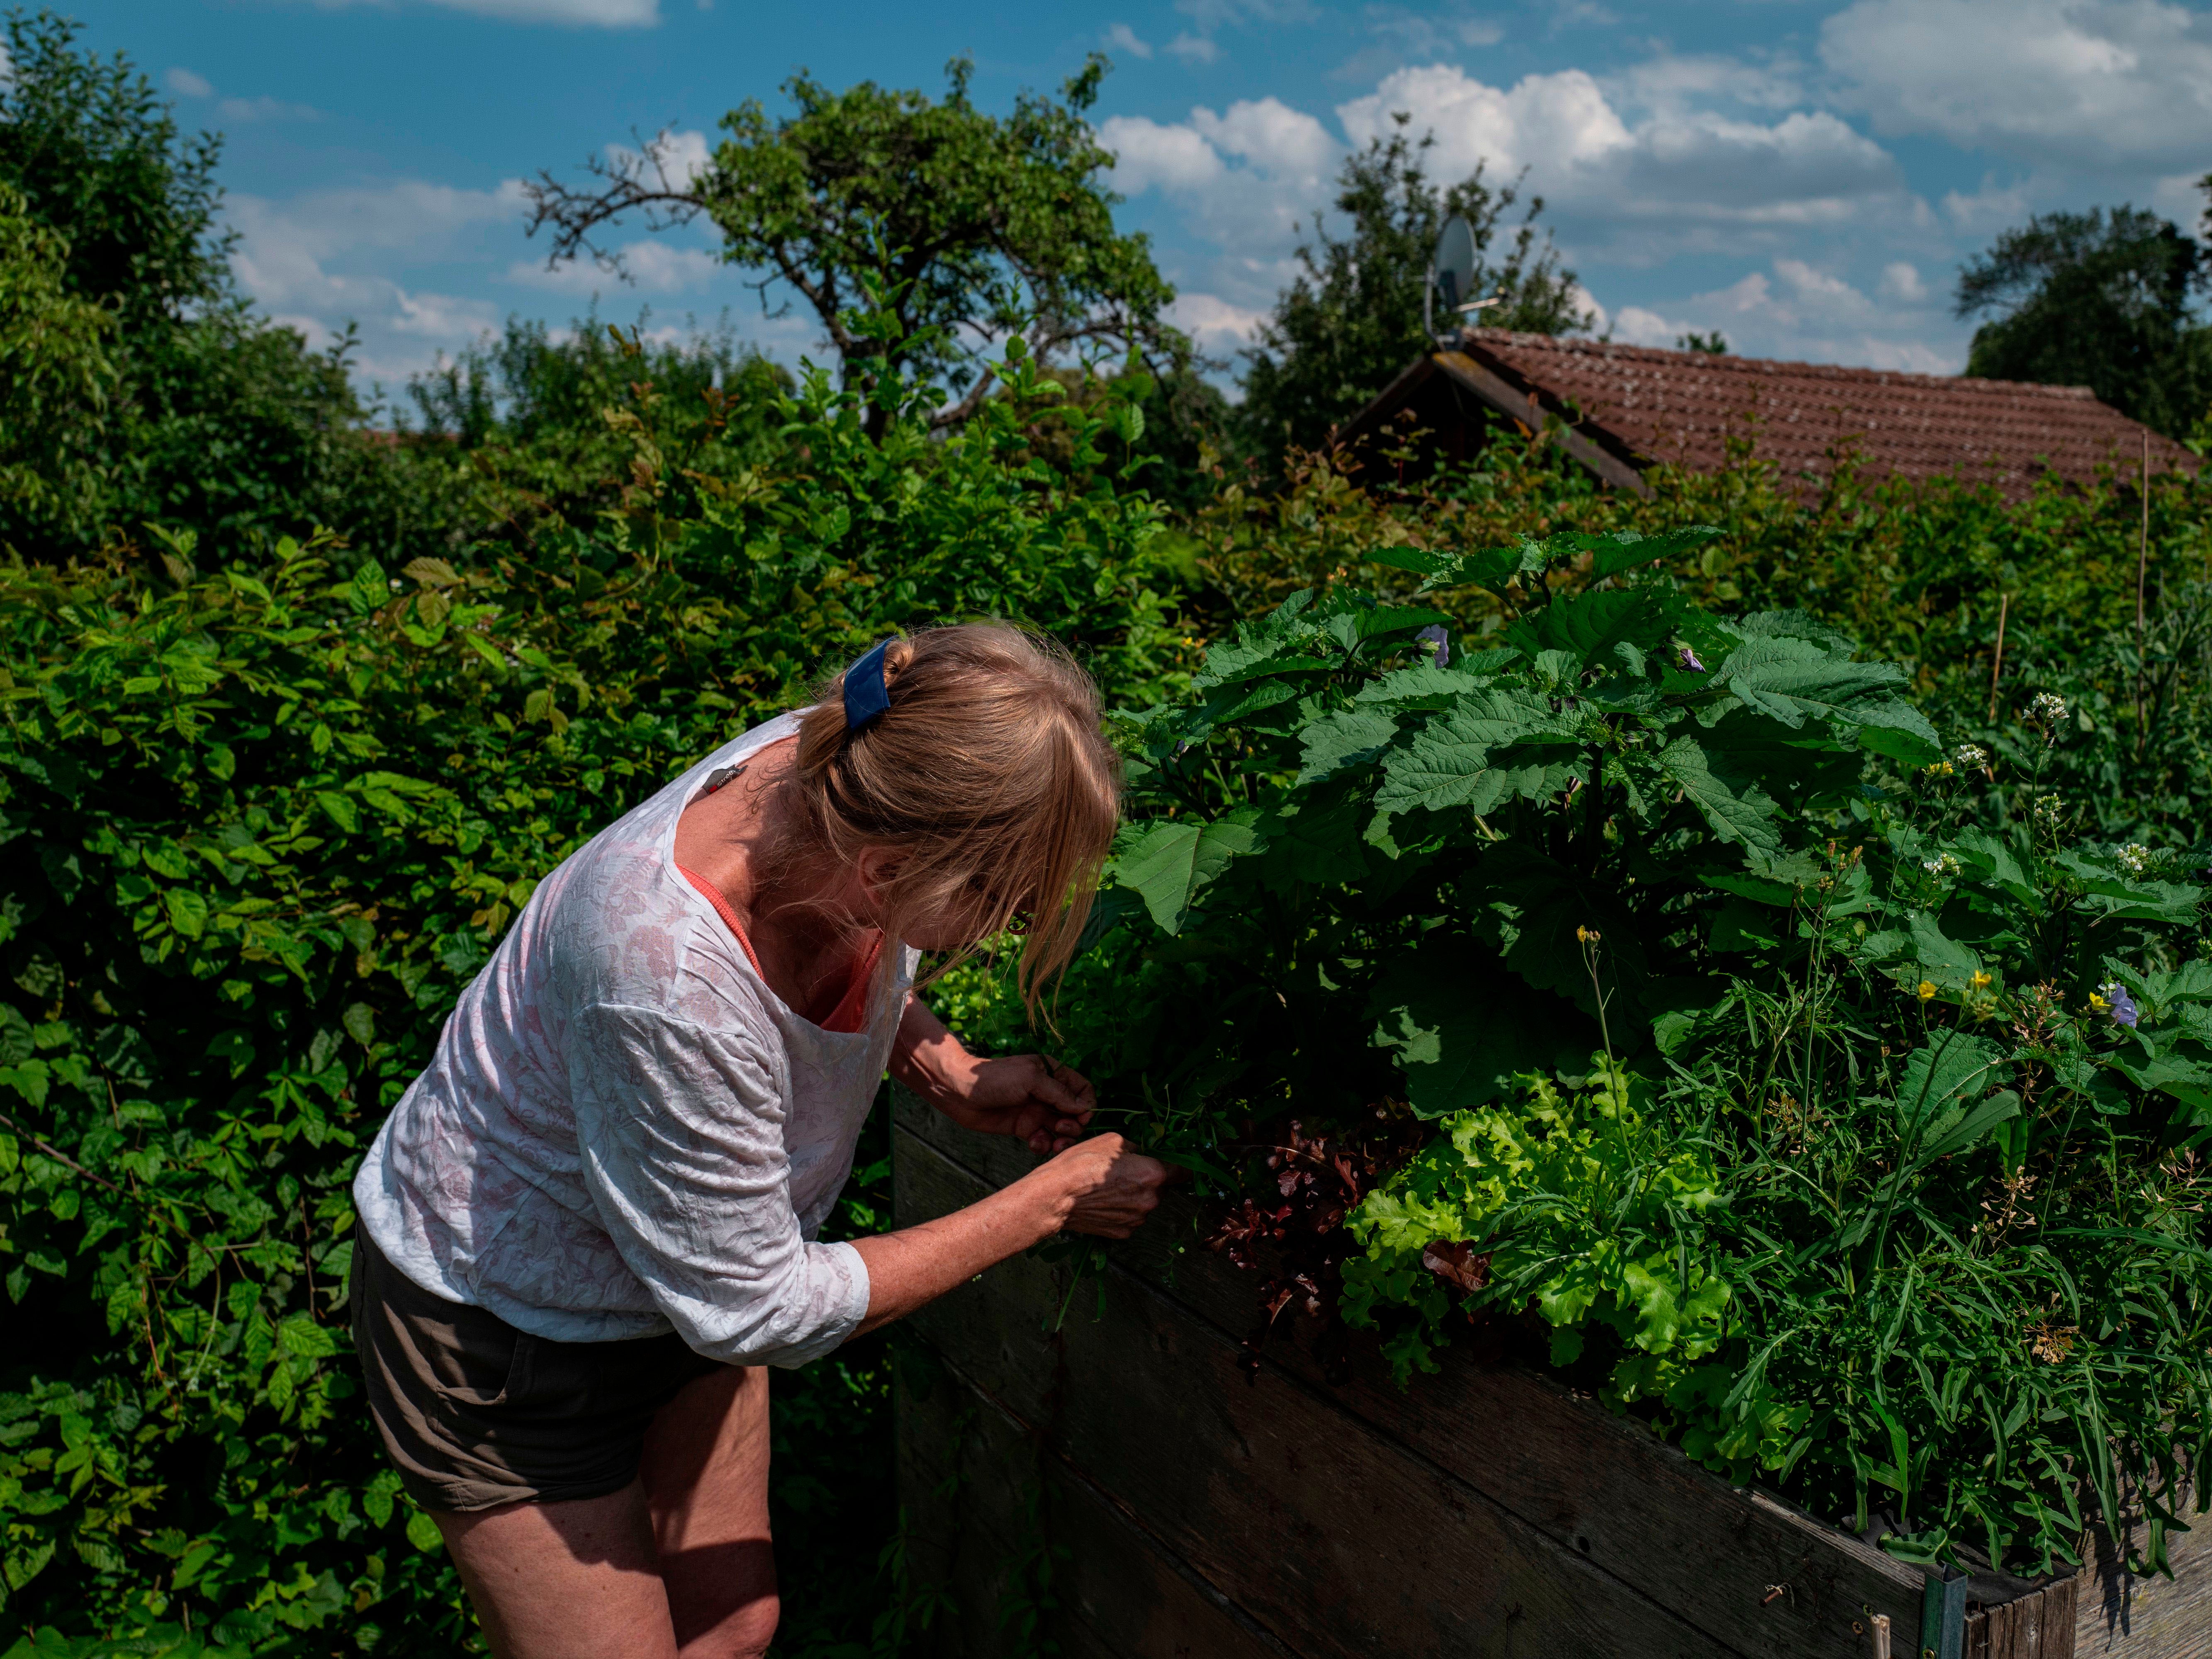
[898,1335,1299,1659]
[900,1120,1753,1659]
[2041,1573,2076,1659]
[893,1094,2205,1657]
[894,1095,1922,1657]
[2075,1503,2212,1657]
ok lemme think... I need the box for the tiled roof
[1451,330,2196,500]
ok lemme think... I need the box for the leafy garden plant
[1042,527,2212,1581]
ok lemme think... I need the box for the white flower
[2035,793,2066,824]
[2118,843,2153,878]
[2026,693,2068,723]
[1922,853,1961,879]
[1952,744,1988,768]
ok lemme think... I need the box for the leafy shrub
[0,343,1191,1652]
[1036,527,2212,1578]
[1197,419,2212,868]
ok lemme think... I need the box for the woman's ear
[851,846,903,908]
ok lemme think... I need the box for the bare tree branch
[523,127,712,281]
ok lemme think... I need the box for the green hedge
[0,352,1190,1655]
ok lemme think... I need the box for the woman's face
[853,851,1017,953]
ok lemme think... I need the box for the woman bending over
[351,625,1170,1658]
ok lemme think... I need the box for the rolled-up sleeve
[566,1001,871,1367]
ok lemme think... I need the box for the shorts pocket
[431,1313,533,1410]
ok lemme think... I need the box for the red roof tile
[1446,330,2196,501]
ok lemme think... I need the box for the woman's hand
[1042,1133,1172,1239]
[891,997,1096,1155]
[849,1128,1174,1336]
[937,1053,1097,1155]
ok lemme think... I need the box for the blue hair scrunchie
[843,639,893,732]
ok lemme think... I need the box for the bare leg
[642,1365,779,1659]
[434,1483,676,1659]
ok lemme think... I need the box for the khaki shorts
[350,1229,719,1512]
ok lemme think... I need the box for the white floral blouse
[353,712,913,1367]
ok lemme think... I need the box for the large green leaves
[1373,688,1582,817]
[1714,635,1939,760]
[1505,586,1675,672]
[1109,808,1268,934]
[1895,1034,2017,1164]
[1370,525,1721,592]
[1654,737,1782,855]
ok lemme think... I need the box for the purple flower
[2102,982,2141,1029]
[1416,624,1449,669]
[1677,644,1707,673]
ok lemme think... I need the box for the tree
[404,312,792,539]
[1676,331,1728,355]
[0,9,475,564]
[0,9,228,331]
[1956,204,2211,437]
[523,58,1178,435]
[0,185,118,550]
[1235,121,1589,462]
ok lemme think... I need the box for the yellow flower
[2088,991,2111,1012]
[1971,970,1991,988]
[1917,980,1937,1002]
[1576,925,1601,943]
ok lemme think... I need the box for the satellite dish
[1428,215,1478,339]
[1426,214,1503,340]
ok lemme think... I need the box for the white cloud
[1611,304,1680,346]
[1107,58,1922,318]
[1822,0,2212,168]
[167,66,213,98]
[1166,32,1223,63]
[1347,4,1506,73]
[1337,64,1903,232]
[1340,65,1629,180]
[1575,255,1968,369]
[218,95,321,122]
[297,0,660,25]
[1940,175,2032,231]
[1190,98,1338,178]
[1101,115,1232,195]
[1689,258,1958,370]
[225,178,535,383]
[1878,261,1929,304]
[1104,22,1153,59]
[1169,291,1270,352]
[506,239,722,295]
[1567,282,1606,334]
[1103,100,1342,282]
[1174,0,1320,27]
[1614,53,1805,114]
[2152,171,2207,225]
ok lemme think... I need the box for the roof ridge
[1462,328,2098,399]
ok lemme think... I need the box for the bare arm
[848,1132,1165,1335]
[890,995,1096,1154]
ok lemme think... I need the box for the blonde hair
[779,623,1122,1017]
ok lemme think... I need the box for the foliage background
[0,340,1192,1655]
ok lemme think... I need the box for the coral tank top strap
[676,864,881,1036]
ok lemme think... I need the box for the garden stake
[1919,1568,1966,1659]
[1870,1612,1891,1659]
[1985,592,2008,725]
[2135,427,2149,749]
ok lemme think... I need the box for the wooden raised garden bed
[891,1091,2212,1659]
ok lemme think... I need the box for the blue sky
[51,0,2212,406]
